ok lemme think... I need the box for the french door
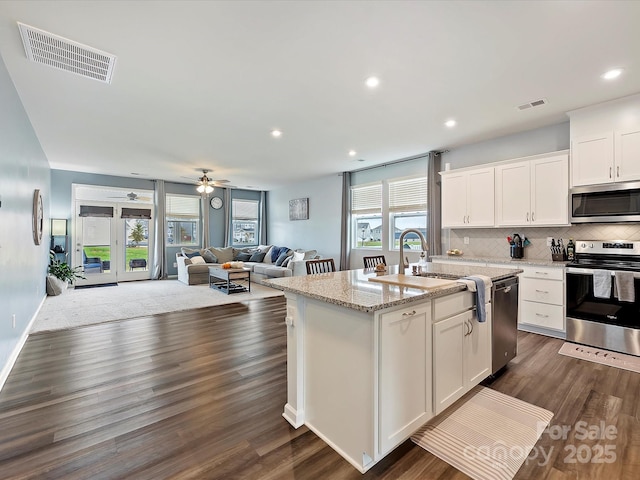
[73,201,153,286]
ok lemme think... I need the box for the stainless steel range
[566,240,640,356]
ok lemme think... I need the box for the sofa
[176,245,319,285]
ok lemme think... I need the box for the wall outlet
[12,314,16,328]
[173,262,177,268]
[547,237,554,247]
[463,236,470,245]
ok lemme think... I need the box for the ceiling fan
[106,191,152,202]
[185,170,233,193]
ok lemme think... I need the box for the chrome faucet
[398,228,429,271]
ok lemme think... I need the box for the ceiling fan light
[205,185,214,194]
[196,184,205,193]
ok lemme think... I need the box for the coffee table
[208,266,251,294]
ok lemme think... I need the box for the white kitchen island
[266,263,521,473]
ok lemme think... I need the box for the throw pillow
[209,246,234,263]
[275,251,291,266]
[248,251,266,262]
[292,251,305,262]
[281,256,292,268]
[303,249,318,260]
[181,247,199,258]
[257,244,272,253]
[271,246,290,263]
[236,252,252,261]
[184,251,201,259]
[189,255,206,264]
[262,246,274,264]
[201,250,218,263]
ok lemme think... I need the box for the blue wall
[0,53,51,383]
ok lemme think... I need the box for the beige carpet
[559,342,640,374]
[411,387,553,480]
[31,279,284,334]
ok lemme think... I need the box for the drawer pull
[402,310,417,317]
[535,271,549,275]
[285,316,294,326]
[535,313,549,318]
[535,289,549,294]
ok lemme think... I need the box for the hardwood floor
[1,297,638,479]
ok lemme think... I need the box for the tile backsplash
[445,224,640,261]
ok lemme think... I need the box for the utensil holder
[510,245,524,259]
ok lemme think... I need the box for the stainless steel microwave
[570,181,640,223]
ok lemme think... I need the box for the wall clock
[33,189,44,245]
[210,196,223,209]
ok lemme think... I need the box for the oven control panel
[575,240,640,256]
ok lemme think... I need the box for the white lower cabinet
[379,303,432,454]
[519,266,565,333]
[432,293,491,415]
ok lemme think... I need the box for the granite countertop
[431,254,569,268]
[265,263,523,313]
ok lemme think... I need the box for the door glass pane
[125,219,149,271]
[82,217,111,274]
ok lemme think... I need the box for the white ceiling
[0,1,639,191]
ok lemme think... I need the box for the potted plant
[47,250,85,295]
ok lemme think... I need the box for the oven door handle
[566,267,640,278]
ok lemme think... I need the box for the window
[351,183,382,249]
[389,177,427,250]
[166,194,199,246]
[232,199,259,246]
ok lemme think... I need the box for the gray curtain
[427,151,442,259]
[223,187,231,247]
[259,190,268,244]
[151,179,167,279]
[339,171,351,270]
[201,194,210,247]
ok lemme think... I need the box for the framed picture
[289,197,309,221]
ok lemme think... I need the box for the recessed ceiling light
[445,120,457,128]
[271,129,282,138]
[365,76,380,88]
[348,150,357,157]
[602,68,623,80]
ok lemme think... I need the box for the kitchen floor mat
[411,386,553,480]
[559,342,640,374]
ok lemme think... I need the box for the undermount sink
[368,274,459,290]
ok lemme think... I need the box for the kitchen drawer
[522,266,563,281]
[433,291,475,322]
[520,300,564,331]
[521,278,564,305]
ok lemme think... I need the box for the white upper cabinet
[441,167,494,228]
[569,93,640,187]
[495,153,569,227]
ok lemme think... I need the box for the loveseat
[176,245,319,285]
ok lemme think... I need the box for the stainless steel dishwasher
[491,276,519,374]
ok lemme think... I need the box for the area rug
[411,387,553,480]
[558,342,640,374]
[31,279,284,334]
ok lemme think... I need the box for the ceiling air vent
[17,22,116,84]
[516,98,548,111]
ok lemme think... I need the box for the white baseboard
[282,403,304,428]
[0,294,46,393]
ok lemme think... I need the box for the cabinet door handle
[531,211,535,222]
[402,310,417,317]
[617,166,620,177]
[463,319,470,336]
[526,212,529,222]
[535,313,549,318]
[468,318,474,335]
[610,167,613,179]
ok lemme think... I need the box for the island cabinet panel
[303,299,376,472]
[378,303,432,455]
[432,291,491,415]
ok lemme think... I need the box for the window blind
[165,195,199,218]
[79,205,113,217]
[389,177,427,212]
[121,207,151,219]
[351,183,382,214]
[233,200,258,220]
